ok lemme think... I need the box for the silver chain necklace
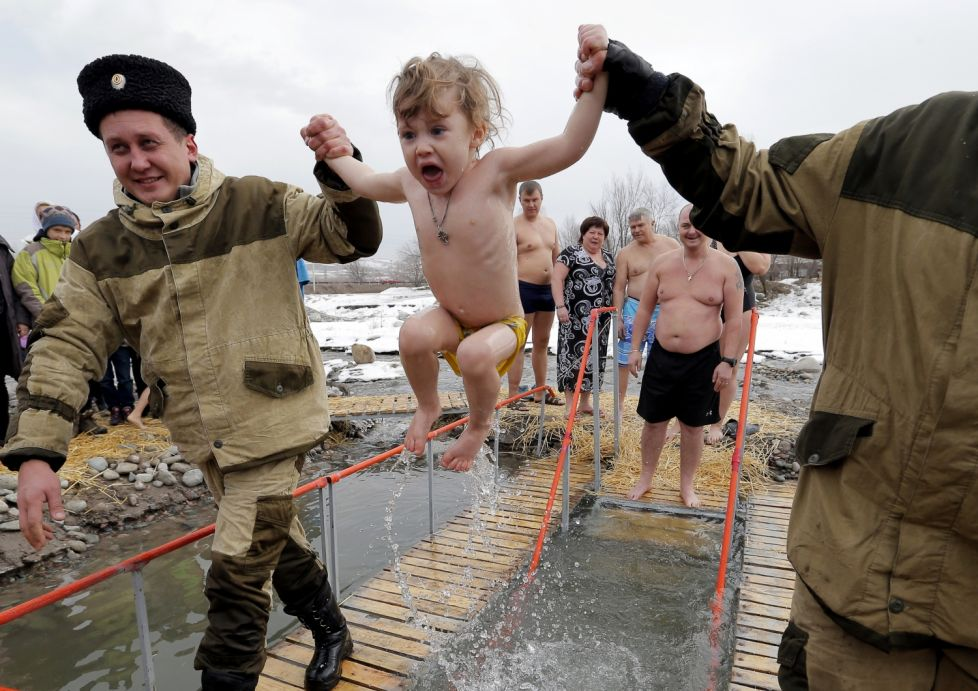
[682,251,707,282]
[427,191,453,245]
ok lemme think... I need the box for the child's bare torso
[403,158,522,329]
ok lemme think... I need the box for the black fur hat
[77,54,196,138]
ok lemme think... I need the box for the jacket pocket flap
[796,411,874,467]
[243,360,313,398]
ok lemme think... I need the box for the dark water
[410,500,743,691]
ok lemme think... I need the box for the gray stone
[157,462,168,474]
[82,533,100,545]
[181,469,204,488]
[0,500,7,514]
[116,462,139,474]
[171,462,192,474]
[791,461,801,473]
[64,524,82,532]
[0,488,9,497]
[165,445,180,457]
[8,507,18,519]
[135,473,154,484]
[152,480,164,488]
[127,494,139,507]
[128,473,137,483]
[156,470,177,486]
[65,499,88,514]
[351,343,376,364]
[0,475,17,491]
[60,479,69,489]
[773,474,786,482]
[66,540,88,553]
[1,520,20,531]
[127,453,141,464]
[102,469,120,481]
[87,457,109,473]
[134,481,146,491]
[788,356,822,373]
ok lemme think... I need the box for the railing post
[592,313,602,492]
[318,485,328,567]
[612,310,620,459]
[493,409,500,484]
[327,481,339,597]
[131,568,157,690]
[535,394,547,456]
[562,445,570,532]
[426,440,435,536]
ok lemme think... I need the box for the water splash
[384,449,430,630]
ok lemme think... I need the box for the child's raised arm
[491,72,608,185]
[301,114,407,203]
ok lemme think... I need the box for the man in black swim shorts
[507,181,563,405]
[625,205,744,508]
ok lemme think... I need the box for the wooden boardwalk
[730,482,796,690]
[259,455,596,690]
[328,392,469,420]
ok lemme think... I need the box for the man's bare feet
[705,424,723,445]
[404,404,442,455]
[440,425,489,472]
[126,409,146,429]
[626,478,653,500]
[681,488,702,508]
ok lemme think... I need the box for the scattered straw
[0,413,173,498]
[503,392,806,500]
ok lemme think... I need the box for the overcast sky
[2,0,975,259]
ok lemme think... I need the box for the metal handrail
[708,308,761,689]
[528,306,617,577]
[0,384,552,690]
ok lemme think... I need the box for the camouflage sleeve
[283,145,383,265]
[1,253,122,472]
[603,39,864,259]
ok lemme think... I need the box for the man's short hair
[519,180,542,197]
[628,207,653,224]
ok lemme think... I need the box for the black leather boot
[284,584,353,691]
[200,668,259,691]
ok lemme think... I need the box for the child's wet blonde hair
[389,53,506,150]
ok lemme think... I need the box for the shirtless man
[612,207,680,415]
[625,204,743,507]
[507,181,562,406]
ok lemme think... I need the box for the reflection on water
[411,501,742,691]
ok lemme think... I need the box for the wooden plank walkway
[729,482,797,691]
[328,392,469,419]
[263,391,800,690]
[259,454,594,690]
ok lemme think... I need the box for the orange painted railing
[709,307,761,688]
[527,306,617,577]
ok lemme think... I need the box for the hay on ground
[0,413,173,501]
[503,392,806,501]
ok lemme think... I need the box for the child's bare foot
[681,488,702,508]
[405,403,442,455]
[126,409,146,429]
[705,424,723,445]
[440,425,489,472]
[626,478,653,500]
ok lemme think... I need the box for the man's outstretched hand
[575,24,610,99]
[18,460,64,549]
